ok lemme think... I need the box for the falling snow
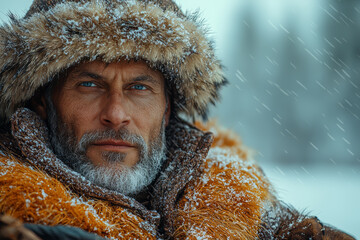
[1,0,359,238]
[179,0,360,238]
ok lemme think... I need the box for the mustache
[76,128,147,153]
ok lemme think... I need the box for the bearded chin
[45,94,166,196]
[68,131,166,196]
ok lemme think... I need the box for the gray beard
[45,95,166,196]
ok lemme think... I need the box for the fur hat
[0,0,226,123]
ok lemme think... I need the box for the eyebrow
[132,75,161,86]
[70,70,161,86]
[74,71,106,81]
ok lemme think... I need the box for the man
[0,0,355,239]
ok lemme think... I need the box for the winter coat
[0,108,355,240]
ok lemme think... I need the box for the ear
[30,93,47,120]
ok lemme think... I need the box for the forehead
[65,60,164,82]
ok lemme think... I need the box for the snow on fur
[0,0,226,123]
[171,122,271,239]
[0,154,157,239]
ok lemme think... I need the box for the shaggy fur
[0,0,227,124]
[0,115,269,240]
[0,112,356,239]
[0,155,157,239]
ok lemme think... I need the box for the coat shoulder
[173,121,271,239]
[195,120,249,159]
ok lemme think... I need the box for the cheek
[54,94,100,141]
[131,99,166,140]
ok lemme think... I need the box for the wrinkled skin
[35,60,170,169]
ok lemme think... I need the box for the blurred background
[1,0,359,238]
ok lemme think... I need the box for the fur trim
[0,0,226,123]
[172,121,270,239]
[0,154,157,239]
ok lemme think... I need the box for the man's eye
[80,82,96,87]
[131,84,147,90]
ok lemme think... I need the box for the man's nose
[100,93,130,128]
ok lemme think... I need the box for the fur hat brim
[0,0,226,123]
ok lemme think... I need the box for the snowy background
[1,0,359,238]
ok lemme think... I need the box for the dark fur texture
[259,200,356,240]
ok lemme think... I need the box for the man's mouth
[92,140,135,152]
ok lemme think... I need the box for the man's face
[41,60,170,194]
